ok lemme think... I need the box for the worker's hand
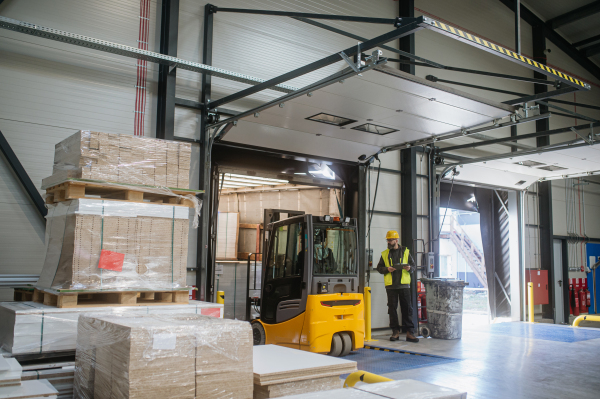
[387,266,396,273]
[403,265,411,271]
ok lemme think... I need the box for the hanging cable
[438,170,456,238]
[366,157,381,238]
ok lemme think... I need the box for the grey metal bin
[420,278,468,339]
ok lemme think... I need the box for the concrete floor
[369,322,600,399]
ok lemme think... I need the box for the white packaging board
[0,380,57,399]
[0,301,223,355]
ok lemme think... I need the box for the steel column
[0,130,46,220]
[358,165,368,293]
[532,25,555,321]
[197,4,214,302]
[514,0,521,54]
[398,0,415,75]
[156,0,179,140]
[401,147,419,331]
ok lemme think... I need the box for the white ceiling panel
[226,64,516,161]
[446,143,600,190]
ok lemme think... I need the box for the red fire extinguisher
[579,278,587,313]
[572,281,580,316]
[417,295,422,320]
[569,280,573,315]
[585,280,591,308]
[421,293,427,321]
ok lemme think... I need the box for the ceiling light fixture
[352,123,398,135]
[306,113,356,127]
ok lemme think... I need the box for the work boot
[390,330,400,341]
[406,331,419,343]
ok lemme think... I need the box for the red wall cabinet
[525,270,549,305]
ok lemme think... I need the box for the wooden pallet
[13,287,35,301]
[32,287,190,308]
[45,179,201,208]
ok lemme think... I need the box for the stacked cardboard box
[42,131,191,189]
[0,354,59,398]
[74,313,253,399]
[36,199,189,291]
[0,301,223,355]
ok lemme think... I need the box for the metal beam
[420,14,590,89]
[206,17,425,110]
[399,0,416,75]
[581,42,600,57]
[546,1,600,29]
[156,0,179,140]
[515,0,521,54]
[437,123,599,153]
[0,130,46,219]
[0,15,297,94]
[499,0,600,82]
[503,86,578,105]
[292,17,444,68]
[573,33,600,48]
[386,113,551,152]
[213,7,396,24]
[197,3,214,302]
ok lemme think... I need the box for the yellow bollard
[365,287,372,341]
[344,371,393,388]
[216,290,225,305]
[573,314,600,327]
[364,287,377,342]
[528,282,534,323]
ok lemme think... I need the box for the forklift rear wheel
[420,325,431,339]
[328,333,343,357]
[339,332,352,357]
[252,322,266,345]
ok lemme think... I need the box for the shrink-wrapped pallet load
[42,130,192,189]
[74,313,253,399]
[37,199,189,291]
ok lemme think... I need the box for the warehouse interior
[1,0,600,398]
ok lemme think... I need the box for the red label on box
[201,307,221,318]
[98,250,125,272]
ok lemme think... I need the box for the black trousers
[386,288,414,334]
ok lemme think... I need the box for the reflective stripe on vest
[381,247,410,286]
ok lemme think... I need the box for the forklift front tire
[328,333,343,357]
[339,332,352,357]
[252,321,266,345]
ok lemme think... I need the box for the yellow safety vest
[381,248,410,286]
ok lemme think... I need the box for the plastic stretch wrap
[42,130,192,189]
[254,376,342,398]
[0,301,223,355]
[74,313,253,399]
[37,199,190,291]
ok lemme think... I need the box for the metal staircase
[445,216,488,288]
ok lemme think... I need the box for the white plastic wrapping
[41,130,191,189]
[73,313,252,399]
[37,199,190,291]
[0,301,223,355]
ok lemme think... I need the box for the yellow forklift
[251,210,364,357]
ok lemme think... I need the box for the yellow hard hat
[386,230,399,239]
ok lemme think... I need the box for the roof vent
[515,160,545,167]
[352,123,398,135]
[538,165,567,171]
[306,113,356,127]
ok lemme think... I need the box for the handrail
[344,371,393,388]
[573,315,600,327]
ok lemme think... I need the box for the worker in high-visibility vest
[376,230,419,343]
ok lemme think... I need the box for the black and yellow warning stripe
[421,17,590,90]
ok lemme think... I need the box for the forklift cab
[252,214,365,357]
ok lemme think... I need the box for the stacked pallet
[22,363,74,399]
[34,130,200,296]
[0,301,222,355]
[74,313,253,399]
[253,345,356,398]
[0,354,58,398]
[42,130,191,189]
